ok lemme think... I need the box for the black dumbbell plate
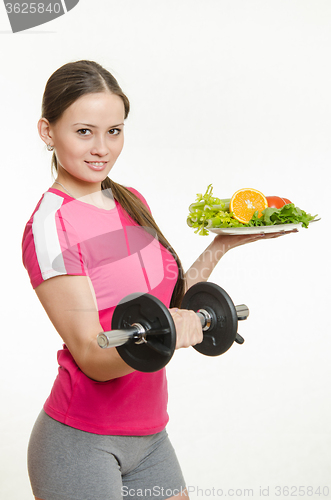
[112,293,176,372]
[181,282,238,356]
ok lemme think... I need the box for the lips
[85,161,108,171]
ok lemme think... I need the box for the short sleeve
[22,192,88,289]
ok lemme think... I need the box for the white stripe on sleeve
[32,192,67,281]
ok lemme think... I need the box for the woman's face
[48,92,125,185]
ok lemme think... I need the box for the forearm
[184,231,280,290]
[78,331,136,382]
[185,237,228,289]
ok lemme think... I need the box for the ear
[38,118,54,147]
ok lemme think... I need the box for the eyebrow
[73,123,124,128]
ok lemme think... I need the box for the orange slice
[230,188,268,223]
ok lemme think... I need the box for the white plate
[208,222,302,235]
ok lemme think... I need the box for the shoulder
[24,189,79,231]
[24,189,71,225]
[22,190,80,289]
[22,190,74,247]
[126,187,151,212]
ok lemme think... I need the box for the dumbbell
[97,282,249,373]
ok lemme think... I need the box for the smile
[85,161,108,170]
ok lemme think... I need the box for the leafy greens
[187,184,317,235]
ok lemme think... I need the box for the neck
[52,177,114,210]
[53,166,104,197]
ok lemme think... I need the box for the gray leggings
[28,410,186,500]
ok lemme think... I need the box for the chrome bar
[97,325,144,349]
[196,309,212,331]
[235,304,249,320]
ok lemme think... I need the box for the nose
[90,135,108,157]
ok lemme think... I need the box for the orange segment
[230,188,268,223]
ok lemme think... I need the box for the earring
[47,144,54,151]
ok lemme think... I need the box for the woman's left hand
[212,228,299,255]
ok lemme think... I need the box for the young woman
[22,60,292,500]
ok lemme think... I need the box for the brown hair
[41,60,185,307]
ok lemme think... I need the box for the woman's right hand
[169,308,203,350]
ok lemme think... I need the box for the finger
[190,310,204,343]
[262,229,299,238]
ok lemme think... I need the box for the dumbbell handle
[98,323,146,349]
[97,304,249,349]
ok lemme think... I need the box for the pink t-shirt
[22,187,178,435]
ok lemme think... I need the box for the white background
[0,1,330,499]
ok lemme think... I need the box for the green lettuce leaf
[247,204,317,228]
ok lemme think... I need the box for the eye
[77,129,91,136]
[109,128,122,136]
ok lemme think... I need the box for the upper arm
[24,193,136,380]
[35,275,102,368]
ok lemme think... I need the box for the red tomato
[266,196,292,208]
